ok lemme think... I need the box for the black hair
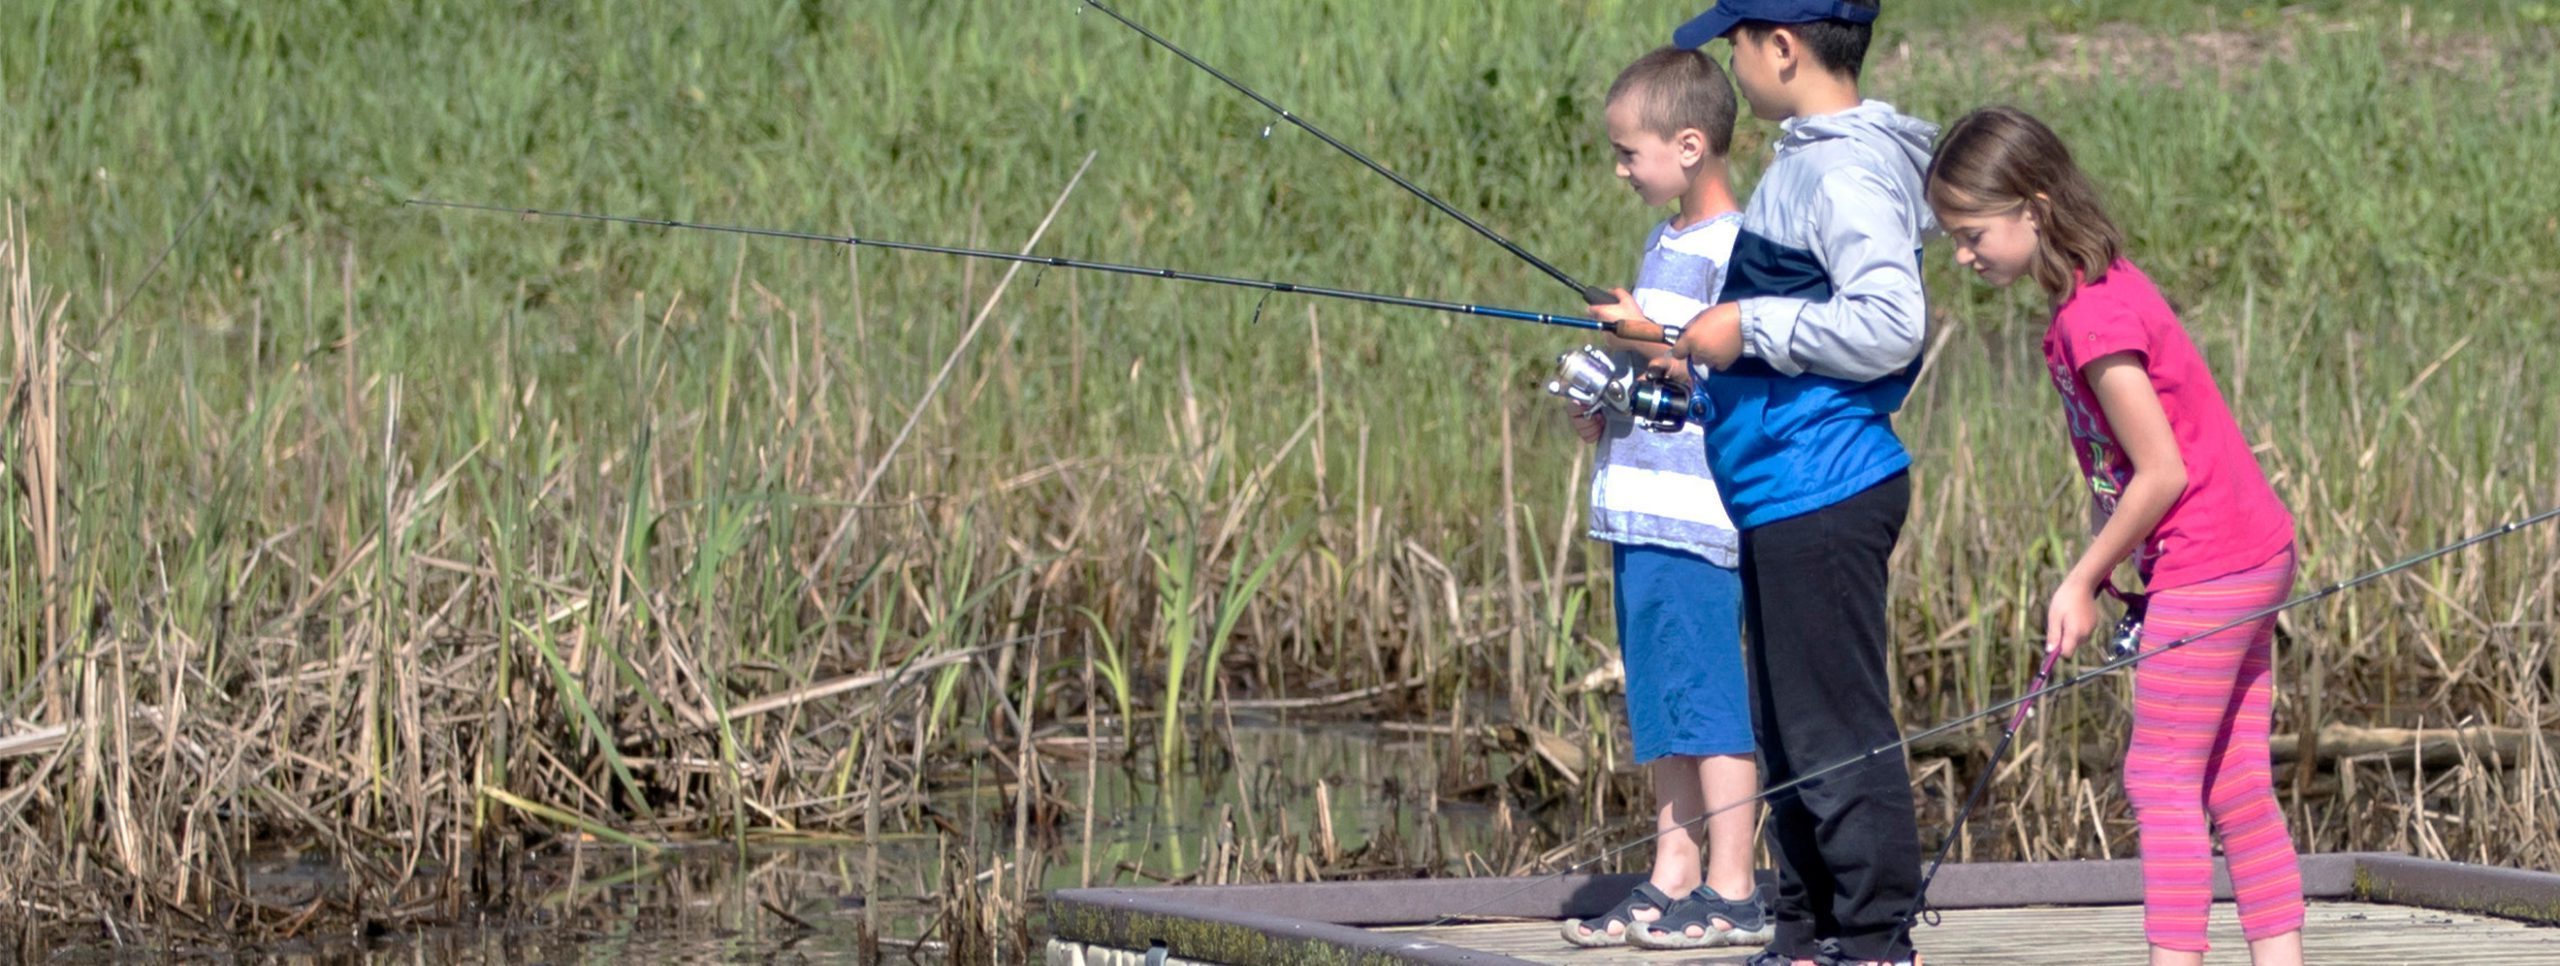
[1736,0,1878,80]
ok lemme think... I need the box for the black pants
[1740,473,1920,962]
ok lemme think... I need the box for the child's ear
[1677,127,1708,164]
[1767,26,1798,69]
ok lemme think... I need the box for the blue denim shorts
[1612,542,1752,762]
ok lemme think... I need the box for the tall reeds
[0,1,2555,957]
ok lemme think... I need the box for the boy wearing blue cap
[1591,2,1936,964]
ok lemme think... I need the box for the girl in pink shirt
[1926,106,2305,966]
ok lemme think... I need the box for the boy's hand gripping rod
[405,199,1610,333]
[1421,502,2560,928]
[1077,0,1619,309]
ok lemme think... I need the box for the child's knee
[2204,782,2280,824]
[2121,780,2197,819]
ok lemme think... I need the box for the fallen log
[0,706,175,762]
[2272,722,2548,769]
[1909,721,2552,771]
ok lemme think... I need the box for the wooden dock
[1390,901,2559,964]
[1047,853,2560,965]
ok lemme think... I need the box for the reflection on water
[1058,716,1519,889]
[55,720,1526,963]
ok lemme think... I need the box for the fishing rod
[1425,502,2560,928]
[414,198,1701,429]
[406,199,1608,333]
[1907,580,2143,926]
[1909,646,2060,927]
[1077,0,1617,308]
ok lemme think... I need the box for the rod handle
[1595,319,1680,345]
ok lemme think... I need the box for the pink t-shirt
[2042,258,2294,591]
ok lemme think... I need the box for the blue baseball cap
[1672,0,1879,49]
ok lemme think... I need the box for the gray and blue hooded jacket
[1699,100,1938,528]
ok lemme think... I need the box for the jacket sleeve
[1734,167,1927,381]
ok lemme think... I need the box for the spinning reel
[2104,584,2150,661]
[1545,345,1694,432]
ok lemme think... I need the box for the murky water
[49,720,1528,963]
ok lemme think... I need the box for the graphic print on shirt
[2048,357,2149,568]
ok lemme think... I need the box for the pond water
[53,719,1540,963]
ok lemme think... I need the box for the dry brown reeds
[1,12,2556,961]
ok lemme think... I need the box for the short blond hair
[1607,47,1736,157]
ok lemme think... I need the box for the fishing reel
[2106,589,2150,661]
[1545,345,1693,432]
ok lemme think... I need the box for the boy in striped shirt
[1557,46,1769,952]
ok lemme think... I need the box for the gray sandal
[1559,881,1678,947]
[1627,887,1776,950]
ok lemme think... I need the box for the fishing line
[1247,289,1273,328]
[0,181,222,719]
[85,179,221,351]
[1421,503,2560,928]
[1077,0,1617,307]
[406,199,1608,333]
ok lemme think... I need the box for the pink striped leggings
[2123,546,2304,953]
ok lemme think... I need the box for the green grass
[5,0,2550,528]
[1899,0,2560,32]
[1,0,2557,948]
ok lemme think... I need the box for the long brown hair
[1926,106,2124,301]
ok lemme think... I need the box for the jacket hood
[1777,99,1938,174]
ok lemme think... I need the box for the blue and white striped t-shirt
[1588,212,1740,566]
